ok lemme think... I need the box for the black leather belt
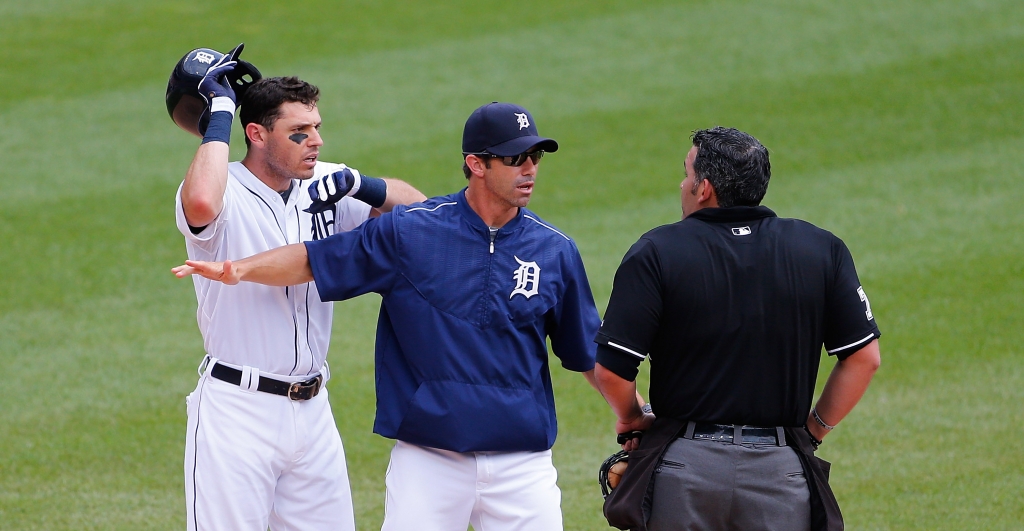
[683,422,785,446]
[210,363,322,401]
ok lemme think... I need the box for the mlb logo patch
[731,226,752,236]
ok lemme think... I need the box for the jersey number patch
[857,286,874,321]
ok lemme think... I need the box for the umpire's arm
[806,340,881,442]
[595,362,654,451]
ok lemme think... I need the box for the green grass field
[2,0,1022,529]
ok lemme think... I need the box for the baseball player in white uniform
[171,102,654,531]
[174,55,424,531]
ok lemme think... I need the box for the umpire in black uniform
[594,127,881,531]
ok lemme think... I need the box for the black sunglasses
[467,151,545,167]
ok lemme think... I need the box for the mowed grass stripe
[2,1,1021,201]
[0,0,679,110]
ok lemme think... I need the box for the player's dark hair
[690,127,771,207]
[239,76,321,148]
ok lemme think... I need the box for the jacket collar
[687,205,777,223]
[456,187,525,233]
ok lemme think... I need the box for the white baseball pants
[381,440,563,531]
[184,365,355,531]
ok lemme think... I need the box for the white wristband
[346,168,362,196]
[210,97,236,115]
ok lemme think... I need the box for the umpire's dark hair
[239,76,320,148]
[690,127,771,207]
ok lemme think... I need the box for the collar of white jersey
[229,161,298,207]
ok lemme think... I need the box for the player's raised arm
[173,243,313,286]
[179,54,238,228]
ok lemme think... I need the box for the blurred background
[1,0,1021,529]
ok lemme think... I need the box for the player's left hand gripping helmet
[165,43,262,138]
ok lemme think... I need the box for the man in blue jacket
[174,102,613,531]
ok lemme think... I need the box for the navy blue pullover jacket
[305,189,599,452]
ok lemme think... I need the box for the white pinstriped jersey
[175,161,371,376]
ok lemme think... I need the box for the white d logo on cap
[515,113,530,130]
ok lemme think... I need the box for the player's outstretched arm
[806,339,881,442]
[172,243,313,287]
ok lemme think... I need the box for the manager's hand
[172,259,240,285]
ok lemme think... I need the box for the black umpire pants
[647,436,811,531]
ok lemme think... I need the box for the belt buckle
[287,375,322,401]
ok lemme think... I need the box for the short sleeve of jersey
[823,237,881,359]
[174,181,234,253]
[594,238,662,379]
[305,211,399,302]
[546,242,600,373]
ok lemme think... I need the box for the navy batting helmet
[165,43,261,137]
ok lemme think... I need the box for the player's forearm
[181,141,230,227]
[375,178,427,213]
[235,243,314,286]
[808,340,881,440]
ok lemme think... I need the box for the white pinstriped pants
[184,367,354,531]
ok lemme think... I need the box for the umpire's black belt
[682,421,786,446]
[210,363,322,401]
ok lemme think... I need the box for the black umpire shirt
[596,206,880,427]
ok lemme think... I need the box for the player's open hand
[172,259,241,285]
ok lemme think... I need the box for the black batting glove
[305,167,363,214]
[198,54,238,105]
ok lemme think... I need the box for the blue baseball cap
[462,102,559,156]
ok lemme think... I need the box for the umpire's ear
[697,177,718,207]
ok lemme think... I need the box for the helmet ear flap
[226,60,262,105]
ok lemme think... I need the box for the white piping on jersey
[826,333,875,354]
[523,215,570,240]
[607,341,646,360]
[406,202,458,213]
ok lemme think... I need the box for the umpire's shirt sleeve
[822,236,881,359]
[595,238,662,381]
[304,213,399,301]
